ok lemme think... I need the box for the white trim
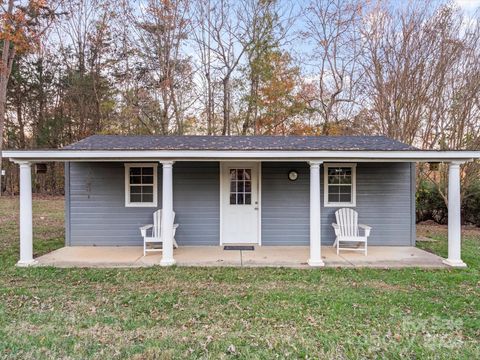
[258,162,262,246]
[324,163,357,208]
[4,149,480,163]
[159,161,175,266]
[219,162,224,246]
[308,160,324,266]
[443,161,467,267]
[124,163,158,207]
[17,161,37,267]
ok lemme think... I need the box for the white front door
[221,162,260,244]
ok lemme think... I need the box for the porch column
[443,161,467,267]
[160,161,176,266]
[308,160,324,267]
[17,161,36,267]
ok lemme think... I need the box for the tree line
[1,0,480,223]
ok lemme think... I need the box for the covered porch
[34,245,447,268]
[9,158,469,269]
[4,135,478,269]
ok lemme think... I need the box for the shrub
[463,181,480,227]
[416,180,448,224]
[417,178,480,226]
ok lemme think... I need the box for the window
[229,168,252,205]
[125,163,158,207]
[324,163,356,207]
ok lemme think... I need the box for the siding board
[261,162,413,246]
[68,161,413,247]
[68,162,219,246]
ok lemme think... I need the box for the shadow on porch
[35,246,447,268]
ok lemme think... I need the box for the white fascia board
[2,149,480,162]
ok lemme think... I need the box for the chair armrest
[332,223,341,236]
[359,224,372,237]
[140,224,153,237]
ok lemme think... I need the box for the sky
[455,0,480,12]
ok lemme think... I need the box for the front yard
[0,196,479,359]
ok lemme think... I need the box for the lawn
[0,197,479,359]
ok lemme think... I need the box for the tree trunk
[222,76,230,135]
[0,6,15,195]
[242,73,259,135]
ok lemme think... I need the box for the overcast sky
[455,0,480,12]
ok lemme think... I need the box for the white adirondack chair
[140,209,179,256]
[332,208,371,256]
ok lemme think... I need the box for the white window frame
[124,163,158,207]
[324,163,357,207]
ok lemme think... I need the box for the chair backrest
[153,209,162,238]
[335,208,359,237]
[152,209,176,238]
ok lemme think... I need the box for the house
[4,135,480,268]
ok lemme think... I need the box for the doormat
[224,246,255,251]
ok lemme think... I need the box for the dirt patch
[363,280,410,292]
[416,235,437,243]
[417,223,480,237]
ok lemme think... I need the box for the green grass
[0,196,479,359]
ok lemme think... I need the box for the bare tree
[51,0,116,139]
[302,0,364,134]
[191,0,217,134]
[359,1,440,144]
[205,0,251,135]
[130,0,192,134]
[360,2,480,206]
[418,6,480,203]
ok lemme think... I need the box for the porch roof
[3,135,480,163]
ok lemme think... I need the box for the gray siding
[261,162,310,245]
[67,161,414,247]
[410,163,416,246]
[262,162,414,246]
[69,162,161,246]
[68,162,219,246]
[173,162,219,245]
[65,162,71,246]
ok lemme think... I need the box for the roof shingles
[63,135,417,151]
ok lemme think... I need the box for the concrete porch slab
[35,246,447,268]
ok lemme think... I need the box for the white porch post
[160,160,176,266]
[308,160,324,267]
[17,161,36,266]
[443,161,467,267]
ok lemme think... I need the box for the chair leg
[337,240,340,255]
[143,241,146,257]
[365,242,367,256]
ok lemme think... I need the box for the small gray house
[4,135,479,268]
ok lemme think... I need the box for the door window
[229,168,252,205]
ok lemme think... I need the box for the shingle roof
[63,135,417,151]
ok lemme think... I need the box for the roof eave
[3,149,479,163]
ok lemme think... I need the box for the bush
[417,179,480,226]
[416,180,448,224]
[463,181,480,227]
